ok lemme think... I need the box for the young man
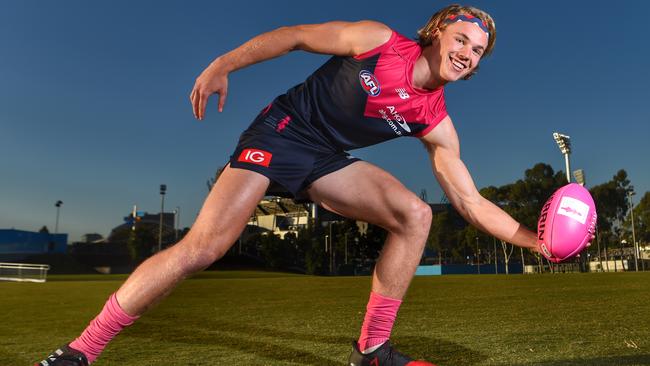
[37,5,540,366]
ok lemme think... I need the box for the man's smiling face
[434,20,489,82]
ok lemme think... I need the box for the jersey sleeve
[353,30,398,60]
[413,93,448,138]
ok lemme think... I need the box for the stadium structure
[248,198,312,239]
[0,229,67,262]
[245,197,452,239]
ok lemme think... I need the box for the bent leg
[306,161,432,299]
[117,165,270,315]
[62,165,269,364]
[307,161,432,353]
[65,166,269,363]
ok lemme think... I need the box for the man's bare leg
[115,165,270,315]
[307,161,432,299]
[48,166,270,364]
[307,161,432,360]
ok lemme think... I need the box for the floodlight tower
[628,191,638,272]
[174,206,180,241]
[553,132,572,183]
[54,200,63,234]
[158,184,167,252]
[131,205,137,231]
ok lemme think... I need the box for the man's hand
[188,21,392,121]
[190,61,229,120]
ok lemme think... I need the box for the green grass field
[1,271,648,366]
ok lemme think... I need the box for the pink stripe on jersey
[354,31,397,60]
[413,110,448,138]
[357,291,403,352]
[70,293,139,364]
[359,32,448,138]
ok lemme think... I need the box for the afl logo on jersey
[359,70,381,97]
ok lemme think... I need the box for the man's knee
[386,196,432,237]
[176,231,232,272]
[405,198,432,235]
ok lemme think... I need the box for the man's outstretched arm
[190,21,392,119]
[420,116,538,250]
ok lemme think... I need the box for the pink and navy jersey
[271,30,448,151]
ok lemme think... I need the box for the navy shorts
[229,105,361,200]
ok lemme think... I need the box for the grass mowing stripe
[2,271,648,365]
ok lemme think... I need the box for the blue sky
[1,1,648,242]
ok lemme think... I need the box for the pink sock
[69,293,139,364]
[357,291,402,352]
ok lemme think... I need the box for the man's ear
[431,28,442,40]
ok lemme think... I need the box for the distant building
[108,212,175,242]
[247,199,454,239]
[250,198,311,239]
[0,229,67,262]
[81,233,104,243]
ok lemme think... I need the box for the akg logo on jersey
[359,70,381,97]
[379,106,412,136]
[379,106,411,136]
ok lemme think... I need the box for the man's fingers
[190,89,197,119]
[218,91,227,112]
[198,92,207,120]
[192,90,200,120]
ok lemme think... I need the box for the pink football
[537,183,597,263]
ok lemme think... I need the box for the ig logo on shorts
[238,148,272,167]
[359,70,381,97]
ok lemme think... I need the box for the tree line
[121,162,648,274]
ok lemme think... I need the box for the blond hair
[418,4,496,75]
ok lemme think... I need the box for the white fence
[0,262,51,283]
[589,260,629,272]
[524,263,581,274]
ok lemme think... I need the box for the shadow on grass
[132,319,487,365]
[509,354,650,366]
[393,335,487,366]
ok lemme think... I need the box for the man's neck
[413,45,446,90]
